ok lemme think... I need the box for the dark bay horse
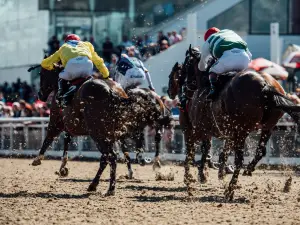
[167,61,212,193]
[32,66,172,195]
[168,46,300,200]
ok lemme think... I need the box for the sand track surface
[0,158,300,225]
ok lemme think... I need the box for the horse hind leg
[243,129,272,176]
[120,139,133,179]
[218,140,233,180]
[57,133,72,177]
[135,132,146,166]
[153,129,162,170]
[197,139,211,184]
[106,150,117,196]
[87,140,110,192]
[224,136,246,201]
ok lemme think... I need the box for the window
[208,0,249,32]
[54,0,90,11]
[250,0,288,34]
[95,0,128,12]
[38,0,49,10]
[290,0,300,34]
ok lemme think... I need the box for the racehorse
[167,60,212,193]
[168,46,300,200]
[31,65,172,195]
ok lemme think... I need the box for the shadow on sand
[59,178,143,183]
[129,194,250,204]
[0,191,91,199]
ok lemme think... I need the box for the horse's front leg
[197,139,211,183]
[57,133,72,177]
[32,113,63,166]
[153,128,162,170]
[183,130,196,195]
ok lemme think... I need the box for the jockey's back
[41,40,109,78]
[207,29,249,59]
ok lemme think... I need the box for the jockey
[198,27,252,100]
[41,34,109,106]
[114,52,155,91]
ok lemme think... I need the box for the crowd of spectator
[47,28,186,67]
[0,78,50,118]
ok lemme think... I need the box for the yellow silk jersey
[41,40,109,78]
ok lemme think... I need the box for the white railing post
[9,123,13,151]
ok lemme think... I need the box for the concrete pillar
[270,22,280,64]
[89,0,96,38]
[129,0,135,22]
[187,13,198,47]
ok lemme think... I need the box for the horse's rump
[79,79,129,103]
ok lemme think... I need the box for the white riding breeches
[59,56,93,80]
[118,67,146,89]
[210,48,252,74]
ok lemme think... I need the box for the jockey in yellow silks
[41,34,109,106]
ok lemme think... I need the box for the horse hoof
[139,159,146,167]
[224,189,234,202]
[242,170,252,176]
[218,171,226,180]
[152,161,161,171]
[198,175,208,184]
[32,159,42,166]
[104,190,115,197]
[225,165,235,174]
[128,170,133,179]
[87,183,97,192]
[59,167,69,177]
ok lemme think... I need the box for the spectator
[157,31,169,47]
[144,34,153,46]
[120,35,133,48]
[102,37,114,63]
[160,40,169,51]
[172,31,182,44]
[167,32,175,45]
[3,106,13,117]
[19,100,27,117]
[60,34,68,46]
[24,104,33,117]
[108,54,119,80]
[180,27,187,39]
[12,102,21,117]
[89,36,99,52]
[48,35,60,55]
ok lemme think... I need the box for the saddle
[204,71,237,100]
[215,72,236,90]
[63,77,91,106]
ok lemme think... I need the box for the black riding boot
[206,73,218,101]
[56,79,69,107]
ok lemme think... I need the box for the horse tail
[263,85,300,128]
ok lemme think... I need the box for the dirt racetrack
[0,158,300,225]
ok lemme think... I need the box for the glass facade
[54,0,90,11]
[135,0,197,26]
[208,0,249,32]
[250,0,288,34]
[290,0,300,34]
[208,0,299,35]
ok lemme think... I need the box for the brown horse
[168,46,300,200]
[167,61,212,193]
[32,66,172,195]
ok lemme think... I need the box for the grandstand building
[0,0,299,95]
